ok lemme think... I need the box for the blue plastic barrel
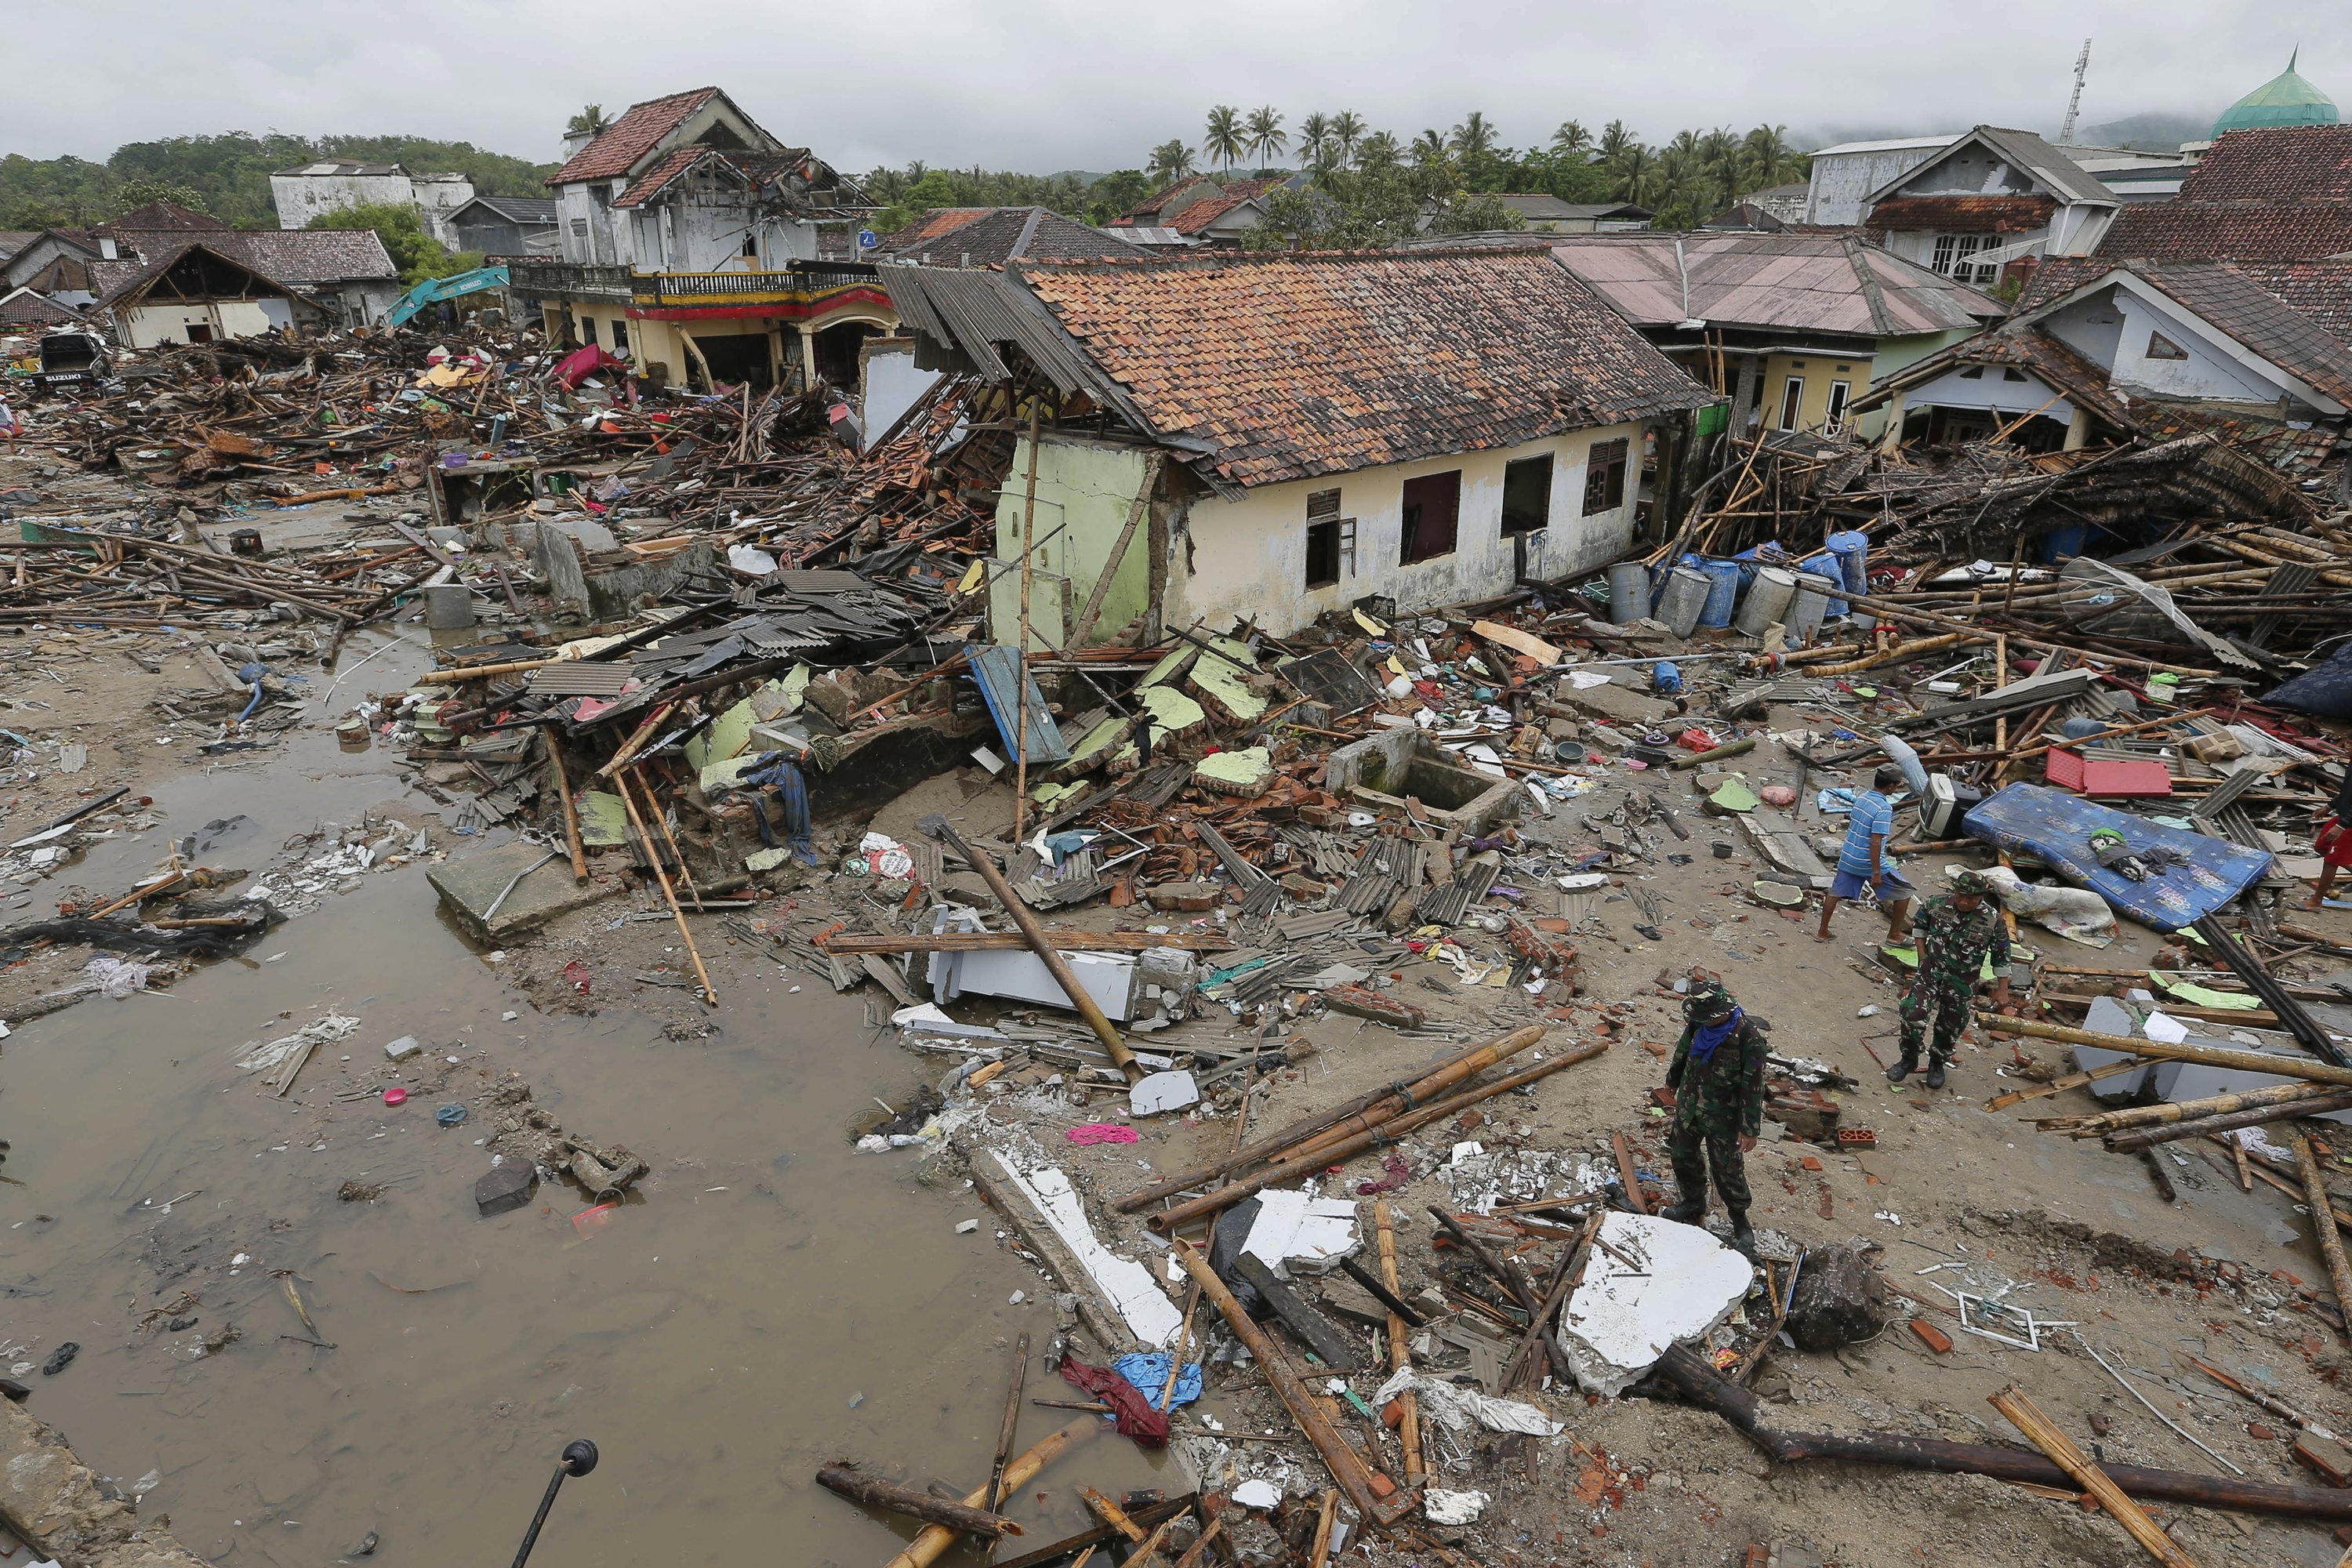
[1695,559,1742,628]
[1801,552,1849,617]
[1825,530,1871,597]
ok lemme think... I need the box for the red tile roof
[550,88,717,185]
[1014,248,1712,489]
[879,208,1127,267]
[2176,126,2352,203]
[610,146,729,209]
[884,208,993,248]
[1113,174,1215,225]
[2098,127,2352,263]
[2235,260,2352,339]
[1864,194,2056,234]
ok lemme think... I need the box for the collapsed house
[884,246,1719,641]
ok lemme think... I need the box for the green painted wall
[989,436,1155,650]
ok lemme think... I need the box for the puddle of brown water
[5,643,1163,1567]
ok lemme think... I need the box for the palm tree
[1356,130,1402,173]
[1148,139,1196,187]
[1699,126,1745,209]
[1741,124,1806,187]
[1606,143,1657,205]
[1597,119,1637,165]
[1330,111,1366,169]
[1552,120,1594,160]
[566,104,612,138]
[1298,112,1336,170]
[1410,129,1448,169]
[1203,105,1246,174]
[1449,111,1498,161]
[1245,106,1287,173]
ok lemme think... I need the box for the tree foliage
[0,132,556,230]
[307,201,473,285]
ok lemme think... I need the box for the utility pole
[2059,38,2093,144]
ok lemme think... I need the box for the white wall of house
[1896,363,2079,422]
[1804,140,1953,225]
[557,181,635,267]
[2042,286,2299,407]
[1168,423,1647,636]
[114,299,276,349]
[270,170,475,245]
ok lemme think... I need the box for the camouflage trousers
[1668,1119,1751,1213]
[1899,974,1972,1067]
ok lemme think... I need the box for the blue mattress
[1961,782,2274,932]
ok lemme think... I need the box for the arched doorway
[809,315,891,390]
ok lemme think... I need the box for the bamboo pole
[614,768,716,1005]
[1987,1386,2200,1567]
[883,1417,1098,1568]
[1011,398,1042,843]
[2103,1094,2352,1150]
[1978,1016,2352,1087]
[1145,1043,1606,1233]
[2046,1079,2352,1136]
[629,764,702,909]
[1796,632,1985,678]
[414,655,563,685]
[1118,1025,1549,1212]
[1172,1239,1410,1526]
[1375,1199,1423,1486]
[544,726,589,884]
[2295,1133,2352,1341]
[1306,1490,1338,1568]
[924,814,1139,1082]
[985,1332,1030,1511]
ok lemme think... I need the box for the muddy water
[3,644,1160,1566]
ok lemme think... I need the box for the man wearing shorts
[1816,763,1912,944]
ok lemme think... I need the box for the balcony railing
[506,260,633,300]
[632,261,881,309]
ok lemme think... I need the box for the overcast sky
[8,2,2347,172]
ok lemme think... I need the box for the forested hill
[0,134,557,230]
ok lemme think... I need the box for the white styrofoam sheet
[1559,1211,1751,1397]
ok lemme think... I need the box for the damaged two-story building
[884,247,1718,644]
[514,85,896,391]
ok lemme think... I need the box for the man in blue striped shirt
[1816,764,1913,944]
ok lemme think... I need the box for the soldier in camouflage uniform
[1889,869,2013,1091]
[1661,980,1769,1255]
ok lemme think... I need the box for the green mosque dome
[2213,51,2339,136]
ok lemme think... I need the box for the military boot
[1726,1208,1758,1257]
[1658,1192,1708,1225]
[1925,1062,1948,1091]
[1886,1051,1918,1083]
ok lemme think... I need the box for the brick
[2294,1432,2352,1486]
[1908,1318,1954,1355]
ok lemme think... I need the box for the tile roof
[609,146,730,209]
[1864,194,2058,233]
[2136,403,2342,474]
[1856,320,2134,429]
[2002,256,2352,407]
[1167,189,1261,236]
[0,289,81,326]
[2109,260,2352,405]
[89,241,311,310]
[884,208,992,249]
[2097,127,2352,263]
[1964,126,2116,208]
[1548,232,2002,338]
[1011,248,1714,489]
[0,232,39,260]
[1114,174,1215,224]
[2100,203,2352,263]
[2177,125,2352,203]
[878,207,1127,267]
[549,88,717,185]
[97,201,226,234]
[113,227,397,285]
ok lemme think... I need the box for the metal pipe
[507,1439,597,1568]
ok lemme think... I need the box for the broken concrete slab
[0,1397,211,1567]
[475,1162,536,1217]
[1242,1188,1362,1276]
[1783,1243,1890,1350]
[970,1146,1181,1351]
[427,839,617,943]
[1559,1211,1752,1397]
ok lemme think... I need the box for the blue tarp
[1962,783,2274,932]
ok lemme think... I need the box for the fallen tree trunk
[1643,1343,2352,1522]
[884,1418,1097,1568]
[815,1462,1023,1538]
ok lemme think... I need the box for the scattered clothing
[1065,1123,1139,1145]
[1058,1351,1170,1447]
